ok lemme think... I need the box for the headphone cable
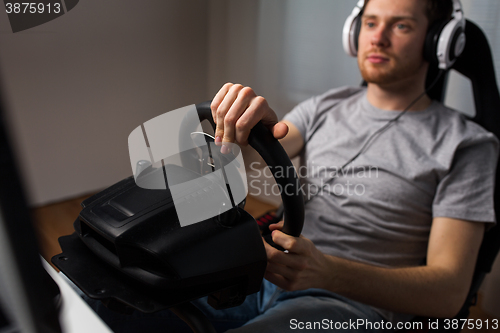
[305,69,445,203]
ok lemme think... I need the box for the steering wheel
[179,101,305,249]
[53,100,305,333]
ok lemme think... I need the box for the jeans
[79,278,388,333]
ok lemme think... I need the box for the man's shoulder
[430,102,499,148]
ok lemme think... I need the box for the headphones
[342,0,466,70]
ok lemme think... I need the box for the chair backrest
[426,19,500,324]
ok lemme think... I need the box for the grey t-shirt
[284,86,498,267]
[283,86,498,319]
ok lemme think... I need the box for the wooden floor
[32,194,498,332]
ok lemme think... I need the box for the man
[205,0,497,331]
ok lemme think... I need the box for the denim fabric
[70,273,387,333]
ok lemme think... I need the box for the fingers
[268,220,284,232]
[263,233,327,292]
[263,234,307,270]
[223,85,253,143]
[211,83,253,145]
[271,230,306,254]
[210,83,280,149]
[211,82,232,120]
[263,242,305,291]
[233,95,265,145]
[211,83,232,145]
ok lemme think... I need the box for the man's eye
[366,22,375,28]
[396,23,408,30]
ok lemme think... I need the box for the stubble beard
[358,52,425,86]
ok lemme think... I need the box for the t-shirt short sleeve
[432,134,499,223]
[283,95,316,141]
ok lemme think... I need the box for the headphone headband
[342,0,465,70]
[342,0,364,58]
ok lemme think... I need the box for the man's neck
[366,79,432,112]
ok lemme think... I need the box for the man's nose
[371,26,390,48]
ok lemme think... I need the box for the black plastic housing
[54,172,266,311]
[53,101,304,314]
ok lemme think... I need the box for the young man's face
[357,0,430,86]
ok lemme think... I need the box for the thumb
[271,122,289,140]
[269,220,284,231]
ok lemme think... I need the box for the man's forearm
[323,255,468,318]
[266,216,483,319]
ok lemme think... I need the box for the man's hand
[211,83,289,149]
[263,221,333,291]
[263,218,485,318]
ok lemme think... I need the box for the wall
[0,0,209,205]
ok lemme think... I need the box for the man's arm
[265,217,485,318]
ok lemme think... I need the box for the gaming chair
[419,19,500,330]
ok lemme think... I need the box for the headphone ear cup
[342,0,365,58]
[423,20,448,65]
[343,13,361,57]
[448,26,466,62]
